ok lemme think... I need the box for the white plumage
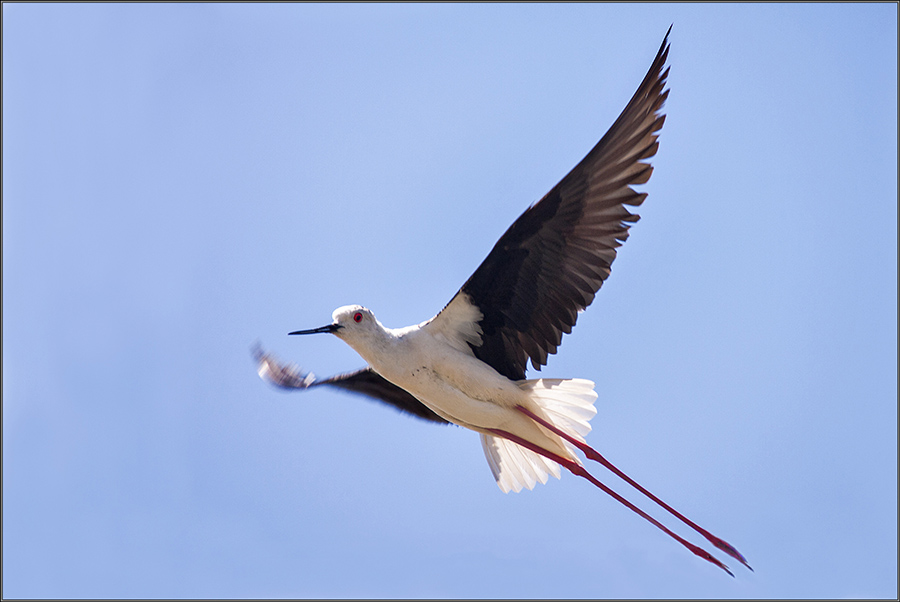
[318,303,594,483]
[482,379,597,493]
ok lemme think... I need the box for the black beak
[289,323,342,336]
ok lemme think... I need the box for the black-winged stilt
[255,27,750,576]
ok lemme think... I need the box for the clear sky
[3,3,897,599]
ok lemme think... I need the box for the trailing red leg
[515,405,751,570]
[486,427,734,577]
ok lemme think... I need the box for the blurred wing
[429,28,671,381]
[254,345,450,424]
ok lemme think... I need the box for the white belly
[361,334,573,460]
[369,343,514,426]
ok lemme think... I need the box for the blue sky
[3,3,897,598]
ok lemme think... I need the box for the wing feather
[433,28,671,380]
[253,345,449,424]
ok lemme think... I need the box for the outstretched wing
[254,345,450,424]
[428,28,671,381]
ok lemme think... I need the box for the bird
[255,27,750,576]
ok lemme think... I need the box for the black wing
[454,28,671,381]
[253,345,450,424]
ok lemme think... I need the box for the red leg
[486,428,734,577]
[515,405,751,571]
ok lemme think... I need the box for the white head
[289,305,387,355]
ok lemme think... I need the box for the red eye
[353,312,363,323]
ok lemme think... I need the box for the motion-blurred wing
[254,345,450,424]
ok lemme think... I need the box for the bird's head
[289,305,385,351]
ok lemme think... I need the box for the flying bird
[255,27,749,576]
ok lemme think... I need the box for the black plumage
[449,29,670,381]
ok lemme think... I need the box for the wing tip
[253,344,317,390]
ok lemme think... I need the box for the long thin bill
[289,324,340,335]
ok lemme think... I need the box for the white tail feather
[481,433,561,493]
[521,378,598,442]
[481,378,598,493]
